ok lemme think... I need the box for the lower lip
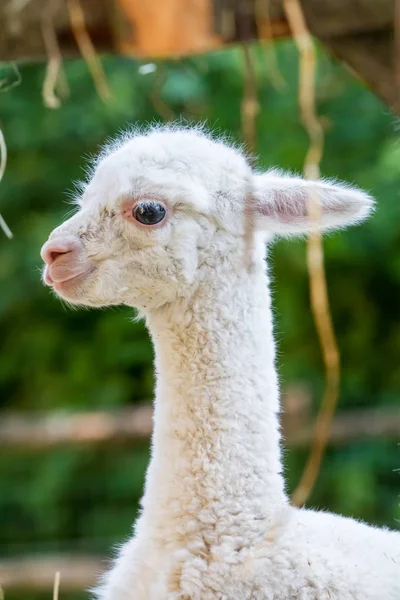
[51,268,94,293]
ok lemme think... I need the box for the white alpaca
[41,126,400,599]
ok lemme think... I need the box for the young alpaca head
[41,126,374,311]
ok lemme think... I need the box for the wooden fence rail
[1,405,399,450]
[0,555,103,592]
[1,402,399,591]
[0,405,153,449]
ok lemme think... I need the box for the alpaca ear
[252,170,375,236]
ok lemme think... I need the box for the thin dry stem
[283,0,340,507]
[0,127,13,239]
[53,571,60,600]
[243,187,257,273]
[241,44,259,272]
[41,6,65,109]
[66,0,112,104]
[254,0,287,91]
[241,44,259,154]
[0,63,22,93]
[395,0,400,112]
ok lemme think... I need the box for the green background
[0,40,399,599]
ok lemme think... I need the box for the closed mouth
[45,266,95,292]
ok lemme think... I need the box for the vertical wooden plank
[114,0,221,57]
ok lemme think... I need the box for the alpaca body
[95,243,400,599]
[40,126,400,599]
[100,507,400,599]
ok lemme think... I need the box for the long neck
[138,249,287,549]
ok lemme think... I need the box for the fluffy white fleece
[41,125,399,599]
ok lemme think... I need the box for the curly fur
[41,125,399,599]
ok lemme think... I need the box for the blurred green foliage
[0,41,399,599]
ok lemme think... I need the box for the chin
[48,272,100,307]
[51,286,91,307]
[54,292,117,309]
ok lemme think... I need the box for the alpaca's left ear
[252,171,375,236]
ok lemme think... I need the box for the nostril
[42,245,70,266]
[49,249,71,263]
[41,238,80,265]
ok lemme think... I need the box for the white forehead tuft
[97,123,249,175]
[82,124,252,214]
[95,122,242,163]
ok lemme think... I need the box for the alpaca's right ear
[252,170,375,237]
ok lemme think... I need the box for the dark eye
[133,201,166,226]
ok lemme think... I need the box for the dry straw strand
[41,0,70,108]
[241,43,259,155]
[53,571,60,600]
[283,0,341,507]
[0,126,13,239]
[41,8,63,109]
[395,0,400,112]
[254,0,287,91]
[241,43,259,272]
[0,62,22,94]
[0,63,20,239]
[66,0,113,104]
